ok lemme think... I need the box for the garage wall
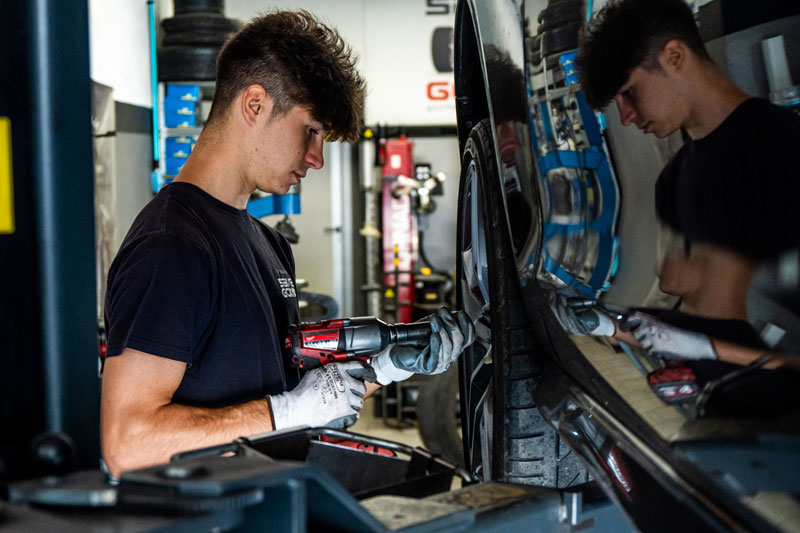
[89,1,465,313]
[226,0,458,125]
[89,0,152,108]
[88,0,154,257]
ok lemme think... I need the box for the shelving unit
[151,81,215,193]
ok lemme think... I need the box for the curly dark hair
[208,10,365,142]
[576,0,711,110]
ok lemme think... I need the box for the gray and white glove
[371,308,476,386]
[621,311,717,361]
[549,292,616,336]
[268,361,376,430]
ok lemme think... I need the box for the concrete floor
[350,396,425,450]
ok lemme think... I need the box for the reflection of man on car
[566,0,800,367]
[546,0,800,416]
[624,247,800,370]
[577,0,800,319]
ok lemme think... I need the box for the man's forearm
[102,397,272,478]
[710,338,795,369]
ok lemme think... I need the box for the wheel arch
[454,0,490,156]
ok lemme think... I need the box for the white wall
[227,0,456,125]
[89,0,153,108]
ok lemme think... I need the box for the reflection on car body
[454,0,800,530]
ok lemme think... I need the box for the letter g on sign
[427,81,452,100]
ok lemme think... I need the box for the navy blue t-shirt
[104,182,301,408]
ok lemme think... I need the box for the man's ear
[239,84,273,126]
[661,39,686,72]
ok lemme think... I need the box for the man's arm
[621,311,799,369]
[710,338,794,369]
[101,348,273,478]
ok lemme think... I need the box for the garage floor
[350,396,425,449]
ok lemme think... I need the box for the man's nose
[615,96,637,126]
[305,137,324,170]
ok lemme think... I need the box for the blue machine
[246,184,302,218]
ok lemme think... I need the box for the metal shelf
[165,127,202,137]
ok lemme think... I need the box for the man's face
[613,62,688,138]
[251,105,325,194]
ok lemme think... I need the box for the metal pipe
[762,35,792,94]
[148,0,159,164]
[360,139,382,318]
[32,0,60,434]
[29,0,99,467]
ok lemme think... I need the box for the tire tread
[464,119,589,489]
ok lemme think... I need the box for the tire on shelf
[541,21,581,58]
[416,369,463,466]
[457,118,589,487]
[537,1,583,32]
[157,45,220,82]
[173,0,224,15]
[161,13,239,35]
[162,30,233,47]
[529,34,542,66]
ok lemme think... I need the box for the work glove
[621,311,717,361]
[371,307,476,386]
[549,292,616,336]
[268,361,377,430]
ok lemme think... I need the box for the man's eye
[308,127,319,136]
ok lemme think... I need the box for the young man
[101,10,473,478]
[568,0,800,367]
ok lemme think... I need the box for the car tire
[162,13,239,35]
[157,46,220,81]
[416,369,463,466]
[529,34,542,66]
[162,30,234,48]
[541,21,581,58]
[538,1,583,32]
[458,118,589,487]
[297,291,339,322]
[173,0,224,15]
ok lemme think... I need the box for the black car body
[453,0,800,530]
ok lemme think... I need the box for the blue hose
[148,0,159,164]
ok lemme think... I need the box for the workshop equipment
[381,136,417,323]
[4,428,635,532]
[285,317,431,370]
[647,362,699,404]
[247,184,302,243]
[566,298,701,404]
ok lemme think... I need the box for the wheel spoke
[468,162,491,305]
[459,155,495,480]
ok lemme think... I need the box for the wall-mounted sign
[363,0,457,125]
